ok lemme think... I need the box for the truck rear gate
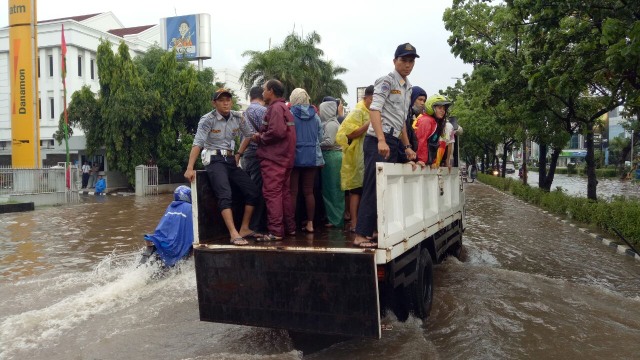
[194,248,381,338]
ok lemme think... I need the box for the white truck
[191,157,465,339]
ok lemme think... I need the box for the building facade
[0,12,159,168]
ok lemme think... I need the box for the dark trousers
[242,148,267,232]
[82,173,90,188]
[261,158,295,237]
[355,134,399,237]
[205,155,259,211]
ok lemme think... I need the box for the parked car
[506,161,516,174]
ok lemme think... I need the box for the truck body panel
[192,160,465,338]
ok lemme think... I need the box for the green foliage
[240,31,348,105]
[58,41,216,185]
[445,0,638,200]
[478,174,640,246]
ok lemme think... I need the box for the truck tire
[411,248,434,319]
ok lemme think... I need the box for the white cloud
[1,0,472,105]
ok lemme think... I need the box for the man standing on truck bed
[184,89,261,245]
[251,79,297,240]
[353,43,418,248]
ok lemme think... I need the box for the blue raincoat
[144,200,193,267]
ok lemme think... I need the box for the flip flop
[230,237,249,245]
[242,231,264,239]
[255,233,282,242]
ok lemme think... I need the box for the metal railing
[0,165,80,204]
[135,165,159,196]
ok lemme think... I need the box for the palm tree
[240,31,348,104]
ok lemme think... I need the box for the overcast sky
[2,0,472,106]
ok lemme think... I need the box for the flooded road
[512,171,640,200]
[1,186,639,359]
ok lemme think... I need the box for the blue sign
[165,15,197,59]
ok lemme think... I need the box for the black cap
[322,96,336,103]
[394,43,419,58]
[364,85,374,97]
[213,88,233,101]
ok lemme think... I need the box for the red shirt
[415,113,438,163]
[256,98,297,168]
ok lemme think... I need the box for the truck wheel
[411,248,434,319]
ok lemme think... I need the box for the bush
[477,174,640,246]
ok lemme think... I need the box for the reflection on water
[1,187,639,359]
[0,194,171,281]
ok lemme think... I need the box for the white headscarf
[289,88,310,106]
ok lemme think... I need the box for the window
[78,56,82,77]
[90,59,95,80]
[37,57,40,78]
[48,55,53,77]
[49,98,54,119]
[569,134,579,149]
[38,98,41,119]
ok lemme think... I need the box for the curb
[78,190,135,196]
[475,181,640,262]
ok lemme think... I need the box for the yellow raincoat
[336,100,370,191]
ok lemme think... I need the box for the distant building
[0,12,159,167]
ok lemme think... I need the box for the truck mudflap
[194,248,381,338]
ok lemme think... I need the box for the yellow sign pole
[8,0,40,168]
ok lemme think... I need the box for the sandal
[242,231,264,239]
[230,237,249,245]
[255,233,282,242]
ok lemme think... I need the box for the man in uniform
[353,43,418,248]
[184,89,261,245]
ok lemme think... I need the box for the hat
[394,43,419,58]
[212,88,233,101]
[364,85,374,97]
[322,96,337,103]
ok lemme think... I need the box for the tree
[240,31,348,104]
[58,41,217,185]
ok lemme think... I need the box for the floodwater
[1,186,639,359]
[512,171,640,200]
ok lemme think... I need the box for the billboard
[9,0,40,167]
[160,14,211,60]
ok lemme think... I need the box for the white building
[0,12,159,168]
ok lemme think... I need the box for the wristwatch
[404,144,412,150]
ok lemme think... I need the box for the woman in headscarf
[319,97,345,228]
[289,88,324,233]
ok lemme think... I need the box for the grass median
[477,173,640,247]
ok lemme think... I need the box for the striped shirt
[243,102,267,150]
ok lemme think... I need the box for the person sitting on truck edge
[289,87,324,234]
[353,43,419,248]
[336,84,374,233]
[184,88,262,246]
[398,85,427,163]
[415,94,456,172]
[251,79,297,240]
[236,86,269,234]
[141,185,194,267]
